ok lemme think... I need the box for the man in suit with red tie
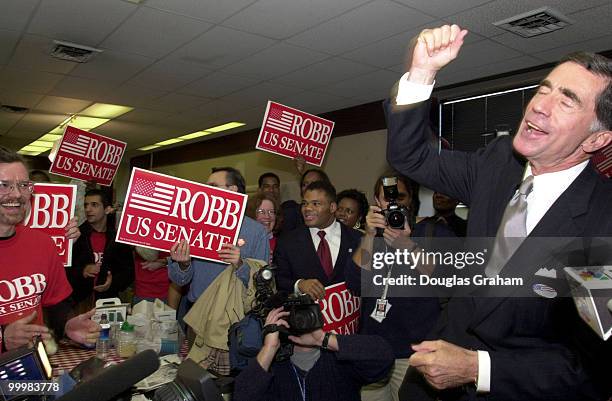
[275,180,362,300]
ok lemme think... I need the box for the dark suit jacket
[385,99,612,401]
[274,222,362,293]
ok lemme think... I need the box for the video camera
[378,176,411,232]
[251,265,323,336]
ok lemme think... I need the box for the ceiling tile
[144,0,256,24]
[221,43,329,80]
[70,49,154,84]
[0,67,65,93]
[0,29,21,65]
[452,0,611,38]
[287,0,435,54]
[276,91,351,116]
[127,57,212,92]
[168,26,276,69]
[35,95,92,114]
[316,69,399,102]
[440,39,524,75]
[536,33,612,63]
[114,108,173,125]
[0,134,30,150]
[11,112,68,133]
[392,0,493,18]
[100,7,212,59]
[272,57,378,90]
[8,34,78,74]
[0,91,44,109]
[94,83,167,109]
[0,112,22,132]
[93,119,185,147]
[220,82,303,108]
[27,0,136,45]
[438,55,542,87]
[196,99,248,121]
[0,0,38,31]
[143,93,211,113]
[490,2,612,54]
[179,71,258,98]
[49,76,114,99]
[222,0,370,39]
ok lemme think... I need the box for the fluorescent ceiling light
[80,103,133,119]
[204,122,245,133]
[29,140,54,148]
[138,145,161,151]
[21,145,50,152]
[39,133,63,142]
[178,131,212,140]
[154,138,183,146]
[17,150,43,156]
[69,116,110,130]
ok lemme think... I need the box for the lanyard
[380,244,394,301]
[291,364,307,401]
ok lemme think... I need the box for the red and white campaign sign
[49,125,126,186]
[116,168,248,263]
[593,144,612,178]
[21,183,77,266]
[256,101,334,167]
[316,282,360,335]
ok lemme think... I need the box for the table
[49,340,189,377]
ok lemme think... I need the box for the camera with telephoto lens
[378,176,411,232]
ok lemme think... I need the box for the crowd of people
[0,22,610,401]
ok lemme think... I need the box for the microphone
[56,350,160,401]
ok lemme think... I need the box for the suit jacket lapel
[471,163,598,328]
[299,227,330,283]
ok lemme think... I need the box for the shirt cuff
[293,279,303,295]
[395,72,435,105]
[476,350,491,393]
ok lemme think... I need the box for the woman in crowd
[247,192,282,262]
[335,189,369,231]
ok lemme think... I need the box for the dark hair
[300,169,330,188]
[246,192,283,234]
[258,172,280,188]
[304,180,337,203]
[85,188,112,208]
[211,167,246,194]
[29,170,51,182]
[559,52,612,132]
[337,189,369,228]
[0,146,26,165]
[374,171,420,215]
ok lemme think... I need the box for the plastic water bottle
[96,313,111,360]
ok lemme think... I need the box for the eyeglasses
[256,209,276,217]
[0,180,34,195]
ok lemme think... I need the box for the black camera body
[378,176,412,231]
[282,294,324,336]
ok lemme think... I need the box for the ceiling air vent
[493,7,573,38]
[50,40,103,63]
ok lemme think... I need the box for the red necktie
[317,231,333,279]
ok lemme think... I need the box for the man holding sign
[168,167,269,308]
[0,147,100,352]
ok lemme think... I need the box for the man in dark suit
[385,24,612,401]
[275,180,362,300]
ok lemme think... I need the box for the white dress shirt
[294,220,342,294]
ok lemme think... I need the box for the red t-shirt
[134,251,170,299]
[89,231,106,264]
[0,226,72,326]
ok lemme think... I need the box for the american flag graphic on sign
[130,179,176,215]
[266,108,294,133]
[594,144,612,178]
[61,131,91,157]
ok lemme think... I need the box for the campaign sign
[256,101,334,167]
[22,183,77,266]
[316,282,360,334]
[49,125,126,186]
[593,144,612,178]
[116,168,247,263]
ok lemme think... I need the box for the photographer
[234,306,394,401]
[346,172,452,401]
